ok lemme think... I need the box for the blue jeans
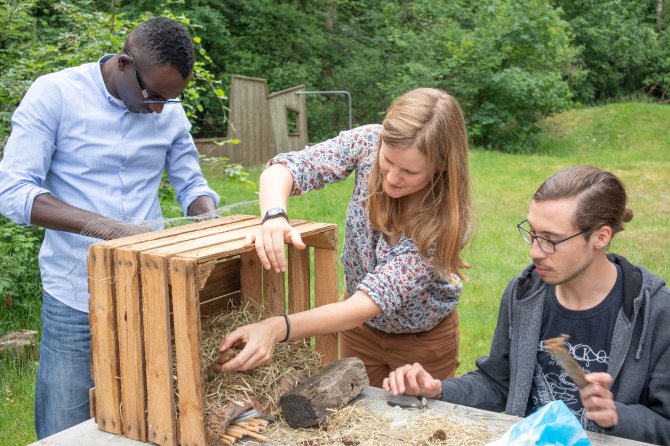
[35,291,94,439]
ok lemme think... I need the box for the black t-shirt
[526,263,623,430]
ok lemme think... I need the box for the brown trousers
[339,309,460,387]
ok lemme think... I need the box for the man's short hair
[128,17,195,79]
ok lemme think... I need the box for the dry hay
[261,402,494,446]
[196,302,322,442]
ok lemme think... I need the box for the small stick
[222,433,238,443]
[227,425,269,441]
[224,429,244,439]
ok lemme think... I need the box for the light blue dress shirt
[0,56,219,312]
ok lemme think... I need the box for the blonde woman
[219,88,472,386]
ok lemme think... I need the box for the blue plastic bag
[487,400,591,445]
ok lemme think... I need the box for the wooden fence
[195,75,308,167]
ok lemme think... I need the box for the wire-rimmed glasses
[516,220,587,254]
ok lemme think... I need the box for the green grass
[1,101,669,444]
[0,358,38,446]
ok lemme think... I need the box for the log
[0,329,38,360]
[279,357,368,427]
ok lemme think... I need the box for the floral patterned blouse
[269,124,462,333]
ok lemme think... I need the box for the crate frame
[88,215,339,445]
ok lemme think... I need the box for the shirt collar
[96,54,127,110]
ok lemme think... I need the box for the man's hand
[581,372,618,428]
[382,363,443,399]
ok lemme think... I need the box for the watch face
[263,207,287,223]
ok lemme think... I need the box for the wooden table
[29,386,653,445]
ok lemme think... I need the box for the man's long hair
[368,88,472,280]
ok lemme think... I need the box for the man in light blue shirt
[0,17,219,438]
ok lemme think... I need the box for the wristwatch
[261,207,288,224]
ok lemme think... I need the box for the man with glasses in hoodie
[384,165,670,444]
[0,17,218,438]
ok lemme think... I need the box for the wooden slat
[178,222,336,263]
[302,226,338,249]
[89,388,96,420]
[240,252,262,306]
[170,257,207,446]
[87,244,123,435]
[145,219,312,259]
[97,215,252,249]
[198,259,242,303]
[114,248,147,441]
[140,253,176,446]
[314,245,339,364]
[288,246,310,313]
[263,268,285,315]
[124,216,259,253]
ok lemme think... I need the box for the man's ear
[117,53,133,71]
[591,225,613,250]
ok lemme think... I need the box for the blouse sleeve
[268,124,380,196]
[356,246,462,313]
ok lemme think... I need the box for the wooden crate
[87,215,339,445]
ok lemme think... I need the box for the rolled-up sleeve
[164,120,220,215]
[0,77,60,225]
[269,125,378,196]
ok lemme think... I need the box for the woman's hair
[533,165,633,237]
[368,88,472,280]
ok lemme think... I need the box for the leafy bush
[553,0,662,103]
[0,216,43,306]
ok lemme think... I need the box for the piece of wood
[170,257,207,446]
[140,252,177,446]
[0,329,38,360]
[263,268,285,315]
[98,215,253,249]
[88,244,123,435]
[114,248,147,441]
[288,246,310,313]
[89,388,96,420]
[313,246,339,363]
[279,357,368,427]
[178,221,334,263]
[240,252,262,305]
[198,258,241,302]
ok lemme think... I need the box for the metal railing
[295,90,352,129]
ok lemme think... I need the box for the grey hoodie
[441,254,670,445]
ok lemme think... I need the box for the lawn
[1,102,669,445]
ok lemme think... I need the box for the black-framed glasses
[516,220,588,254]
[123,47,185,104]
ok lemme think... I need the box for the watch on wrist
[261,207,288,224]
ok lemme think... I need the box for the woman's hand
[218,316,287,372]
[383,363,443,399]
[245,218,306,273]
[581,372,618,428]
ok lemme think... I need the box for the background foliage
[0,1,668,443]
[2,0,668,153]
